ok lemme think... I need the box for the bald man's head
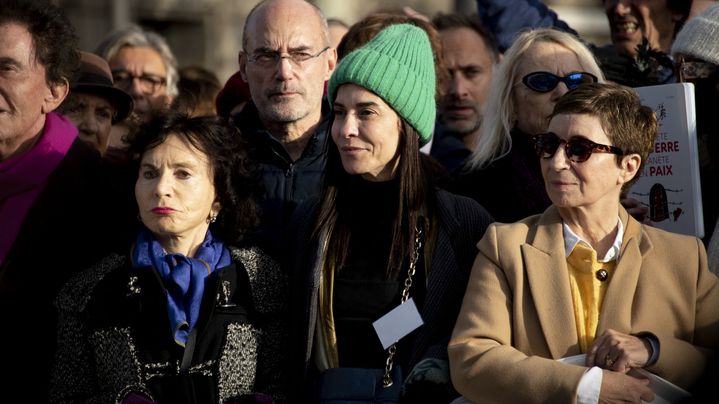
[238,0,336,129]
[242,0,329,52]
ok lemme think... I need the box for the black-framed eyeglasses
[522,71,598,93]
[532,132,624,163]
[246,46,330,68]
[112,70,167,94]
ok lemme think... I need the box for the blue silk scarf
[132,227,232,346]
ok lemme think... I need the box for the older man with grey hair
[235,0,337,257]
[96,25,178,123]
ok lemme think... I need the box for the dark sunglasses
[522,71,598,93]
[532,132,623,163]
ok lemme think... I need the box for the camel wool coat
[448,206,719,403]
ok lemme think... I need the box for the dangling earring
[208,213,217,224]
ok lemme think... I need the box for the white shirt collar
[563,218,624,262]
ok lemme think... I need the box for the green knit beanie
[328,23,436,146]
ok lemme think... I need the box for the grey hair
[242,0,330,51]
[95,25,179,97]
[466,28,604,170]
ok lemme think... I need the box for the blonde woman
[454,28,603,223]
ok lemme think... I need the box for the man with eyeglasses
[235,0,337,257]
[95,25,178,124]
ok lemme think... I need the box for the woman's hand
[586,329,652,373]
[599,370,654,403]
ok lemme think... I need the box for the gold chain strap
[382,224,424,388]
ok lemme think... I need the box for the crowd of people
[1,0,719,403]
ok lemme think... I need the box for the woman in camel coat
[449,83,719,403]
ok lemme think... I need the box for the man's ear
[239,51,248,82]
[42,78,69,114]
[325,47,337,80]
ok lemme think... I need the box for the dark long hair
[127,113,260,244]
[313,119,431,278]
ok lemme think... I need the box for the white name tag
[372,297,424,350]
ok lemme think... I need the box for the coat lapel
[523,207,580,358]
[424,192,461,323]
[597,209,651,333]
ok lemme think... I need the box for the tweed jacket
[50,246,288,404]
[448,205,719,403]
[288,189,494,399]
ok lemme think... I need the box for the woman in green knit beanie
[289,23,493,403]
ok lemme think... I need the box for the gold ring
[604,354,615,368]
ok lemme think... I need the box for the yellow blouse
[566,242,616,352]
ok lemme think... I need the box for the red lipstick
[152,207,176,214]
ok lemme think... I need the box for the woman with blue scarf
[50,114,288,403]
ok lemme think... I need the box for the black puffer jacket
[233,101,330,258]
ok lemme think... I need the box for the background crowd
[2,0,719,403]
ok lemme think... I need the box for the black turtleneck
[333,176,425,370]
